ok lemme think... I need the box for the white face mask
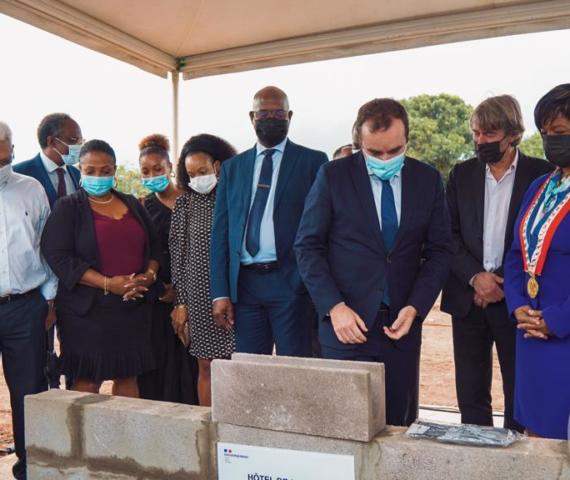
[189,173,217,194]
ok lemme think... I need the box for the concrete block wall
[24,354,570,480]
[25,390,213,479]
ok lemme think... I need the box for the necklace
[88,194,114,205]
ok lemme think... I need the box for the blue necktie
[381,179,398,305]
[246,149,275,257]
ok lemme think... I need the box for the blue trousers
[234,267,313,357]
[321,309,422,427]
[0,291,47,478]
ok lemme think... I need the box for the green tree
[115,164,147,198]
[400,94,474,178]
[520,131,545,159]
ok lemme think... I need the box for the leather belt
[0,289,37,306]
[242,261,279,274]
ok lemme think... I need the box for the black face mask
[255,119,289,148]
[543,134,570,168]
[475,140,505,165]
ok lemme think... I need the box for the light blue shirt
[0,167,58,300]
[240,138,287,265]
[40,151,77,195]
[367,162,403,229]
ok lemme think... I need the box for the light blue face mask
[55,138,82,166]
[81,175,114,197]
[142,174,170,193]
[365,152,405,181]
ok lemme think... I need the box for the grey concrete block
[212,358,383,441]
[231,353,385,428]
[25,389,86,457]
[374,429,570,480]
[214,423,570,480]
[82,395,211,476]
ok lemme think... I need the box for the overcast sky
[1,14,569,166]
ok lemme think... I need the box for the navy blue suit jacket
[294,152,452,350]
[210,139,328,302]
[13,154,81,207]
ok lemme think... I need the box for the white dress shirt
[40,151,77,195]
[0,166,58,300]
[482,151,518,272]
[240,138,287,265]
[367,163,403,228]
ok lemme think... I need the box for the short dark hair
[177,134,237,191]
[79,139,116,164]
[534,84,570,131]
[353,98,409,146]
[37,113,73,149]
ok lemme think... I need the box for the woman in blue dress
[504,83,570,439]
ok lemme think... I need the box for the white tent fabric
[1,0,570,79]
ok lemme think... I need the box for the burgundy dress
[58,210,155,381]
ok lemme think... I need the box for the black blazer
[441,152,554,319]
[295,153,452,351]
[41,189,161,316]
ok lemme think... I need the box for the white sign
[217,442,355,480]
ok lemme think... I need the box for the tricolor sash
[519,172,570,298]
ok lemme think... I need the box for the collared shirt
[40,150,77,195]
[240,138,287,265]
[482,151,519,272]
[367,162,403,229]
[0,167,58,300]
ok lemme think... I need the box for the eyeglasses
[252,110,289,120]
[56,137,84,147]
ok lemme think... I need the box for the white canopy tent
[1,0,569,152]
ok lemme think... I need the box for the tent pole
[171,70,180,157]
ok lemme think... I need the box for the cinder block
[213,423,570,480]
[82,396,211,476]
[232,353,385,429]
[374,430,570,480]
[25,390,86,458]
[212,357,384,441]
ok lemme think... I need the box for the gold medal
[527,275,539,299]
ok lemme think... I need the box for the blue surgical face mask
[365,151,406,181]
[81,175,114,197]
[55,138,82,166]
[142,174,170,193]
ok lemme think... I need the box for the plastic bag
[406,421,525,447]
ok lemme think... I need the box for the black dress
[41,189,157,382]
[137,193,199,404]
[170,190,235,359]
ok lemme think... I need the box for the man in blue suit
[295,99,452,426]
[210,86,328,356]
[14,113,82,207]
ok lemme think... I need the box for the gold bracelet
[103,277,109,296]
[174,304,186,310]
[148,269,157,282]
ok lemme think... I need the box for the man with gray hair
[0,121,57,479]
[441,95,553,431]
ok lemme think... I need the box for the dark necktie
[381,179,398,305]
[245,149,276,257]
[56,167,67,198]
